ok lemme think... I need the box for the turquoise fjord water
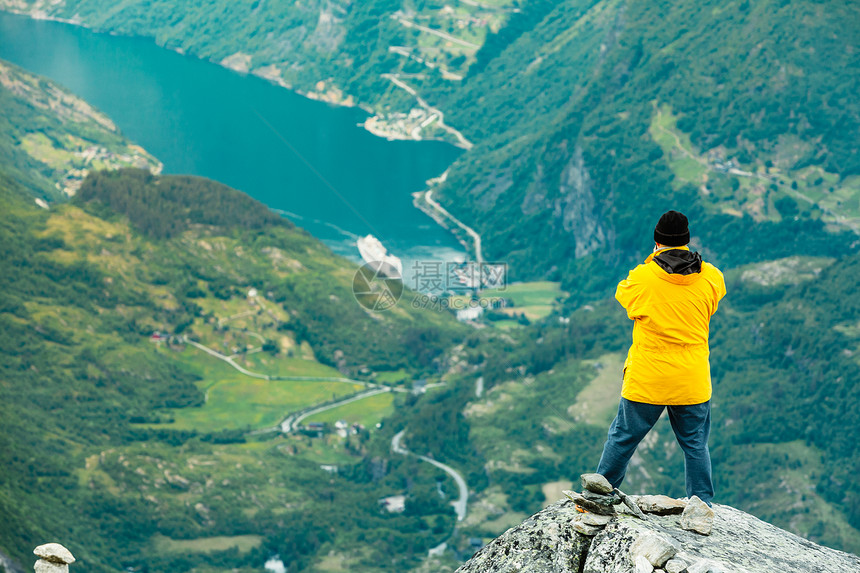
[0,11,465,280]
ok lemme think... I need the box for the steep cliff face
[456,497,860,573]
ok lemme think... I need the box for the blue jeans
[596,398,714,504]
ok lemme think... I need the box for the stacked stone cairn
[33,544,75,573]
[562,473,619,537]
[563,474,716,573]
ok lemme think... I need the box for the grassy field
[447,281,565,325]
[566,353,624,427]
[484,281,565,321]
[21,132,76,169]
[649,103,707,190]
[166,377,363,431]
[146,347,364,431]
[152,534,263,554]
[375,369,409,385]
[304,392,396,428]
[489,319,522,330]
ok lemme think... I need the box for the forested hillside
[0,0,518,136]
[0,59,160,200]
[430,0,860,294]
[0,169,468,572]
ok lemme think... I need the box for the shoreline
[3,7,480,257]
[413,176,483,264]
[1,7,470,149]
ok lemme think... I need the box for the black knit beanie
[654,210,690,247]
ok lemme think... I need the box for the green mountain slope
[0,168,468,572]
[0,60,473,572]
[0,59,160,200]
[429,0,860,293]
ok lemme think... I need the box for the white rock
[580,512,613,526]
[34,561,68,573]
[581,473,613,494]
[630,533,678,568]
[686,558,726,573]
[634,554,654,573]
[634,495,687,515]
[573,520,601,536]
[680,496,715,535]
[665,558,689,573]
[33,544,75,564]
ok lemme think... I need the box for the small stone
[630,532,678,568]
[563,490,616,515]
[634,554,655,573]
[33,544,75,565]
[685,559,725,573]
[665,557,689,573]
[579,512,613,526]
[581,490,621,504]
[634,495,687,515]
[35,561,68,573]
[680,496,715,535]
[580,473,613,494]
[572,520,601,536]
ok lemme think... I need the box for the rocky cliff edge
[455,494,860,573]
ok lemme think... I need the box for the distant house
[378,495,406,513]
[456,306,483,322]
[149,332,163,342]
[306,422,325,432]
[334,420,349,438]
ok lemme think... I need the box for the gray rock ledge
[456,498,860,573]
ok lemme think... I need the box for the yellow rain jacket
[615,246,726,405]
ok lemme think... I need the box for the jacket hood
[654,248,702,275]
[646,247,703,284]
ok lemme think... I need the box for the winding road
[183,335,414,436]
[381,74,473,149]
[424,188,483,264]
[392,430,468,521]
[182,336,380,387]
[395,17,480,49]
[280,387,391,433]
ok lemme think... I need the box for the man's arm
[615,271,643,320]
[708,266,727,316]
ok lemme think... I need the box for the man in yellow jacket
[596,210,726,504]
